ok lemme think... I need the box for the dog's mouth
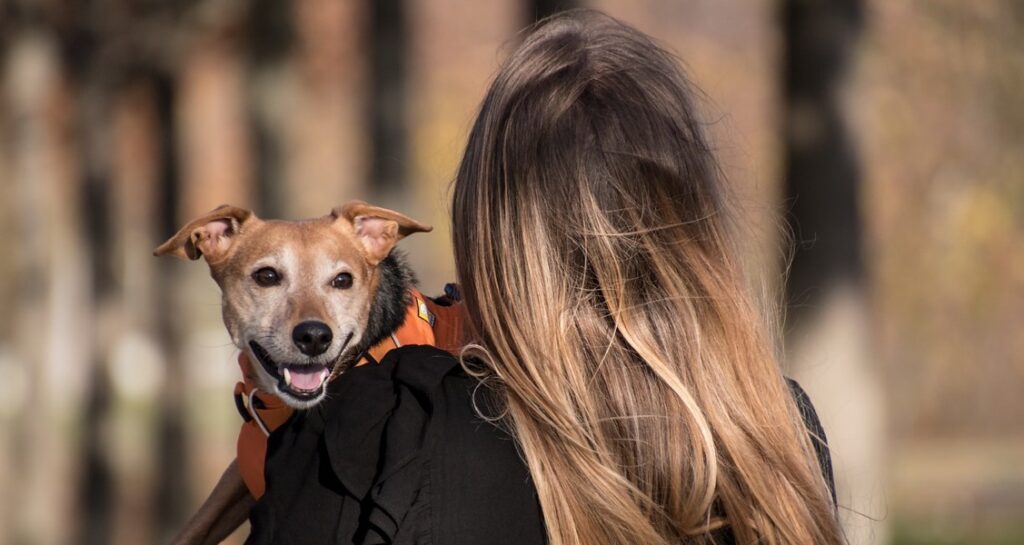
[248,334,352,400]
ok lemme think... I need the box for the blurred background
[0,0,1022,544]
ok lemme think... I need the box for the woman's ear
[154,205,256,261]
[331,200,432,265]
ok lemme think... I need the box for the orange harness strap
[234,288,466,498]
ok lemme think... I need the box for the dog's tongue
[285,365,328,391]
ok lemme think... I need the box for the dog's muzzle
[248,333,353,401]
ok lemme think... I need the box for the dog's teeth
[283,367,292,386]
[319,368,329,384]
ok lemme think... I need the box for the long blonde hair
[451,10,842,545]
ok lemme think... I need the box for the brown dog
[155,201,432,544]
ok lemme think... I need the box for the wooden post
[3,30,87,545]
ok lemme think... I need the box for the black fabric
[246,345,834,545]
[426,368,547,545]
[787,378,837,505]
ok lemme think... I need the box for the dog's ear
[154,205,255,261]
[332,201,432,265]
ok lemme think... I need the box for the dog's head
[154,201,431,408]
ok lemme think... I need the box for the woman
[247,10,842,545]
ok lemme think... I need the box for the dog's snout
[292,321,333,356]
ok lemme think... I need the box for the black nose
[292,321,333,356]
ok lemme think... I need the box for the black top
[245,345,834,545]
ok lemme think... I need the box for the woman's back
[247,345,833,545]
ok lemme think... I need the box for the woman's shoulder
[785,378,836,504]
[387,345,522,466]
[381,345,547,545]
[384,345,505,444]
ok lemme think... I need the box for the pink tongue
[288,365,326,390]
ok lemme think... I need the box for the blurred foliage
[861,0,1024,437]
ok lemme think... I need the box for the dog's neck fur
[354,251,416,360]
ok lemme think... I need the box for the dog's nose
[292,321,333,356]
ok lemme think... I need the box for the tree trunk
[780,2,885,544]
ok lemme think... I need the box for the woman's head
[452,10,842,545]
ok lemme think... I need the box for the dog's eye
[252,267,282,287]
[331,272,353,290]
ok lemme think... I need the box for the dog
[154,201,458,544]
